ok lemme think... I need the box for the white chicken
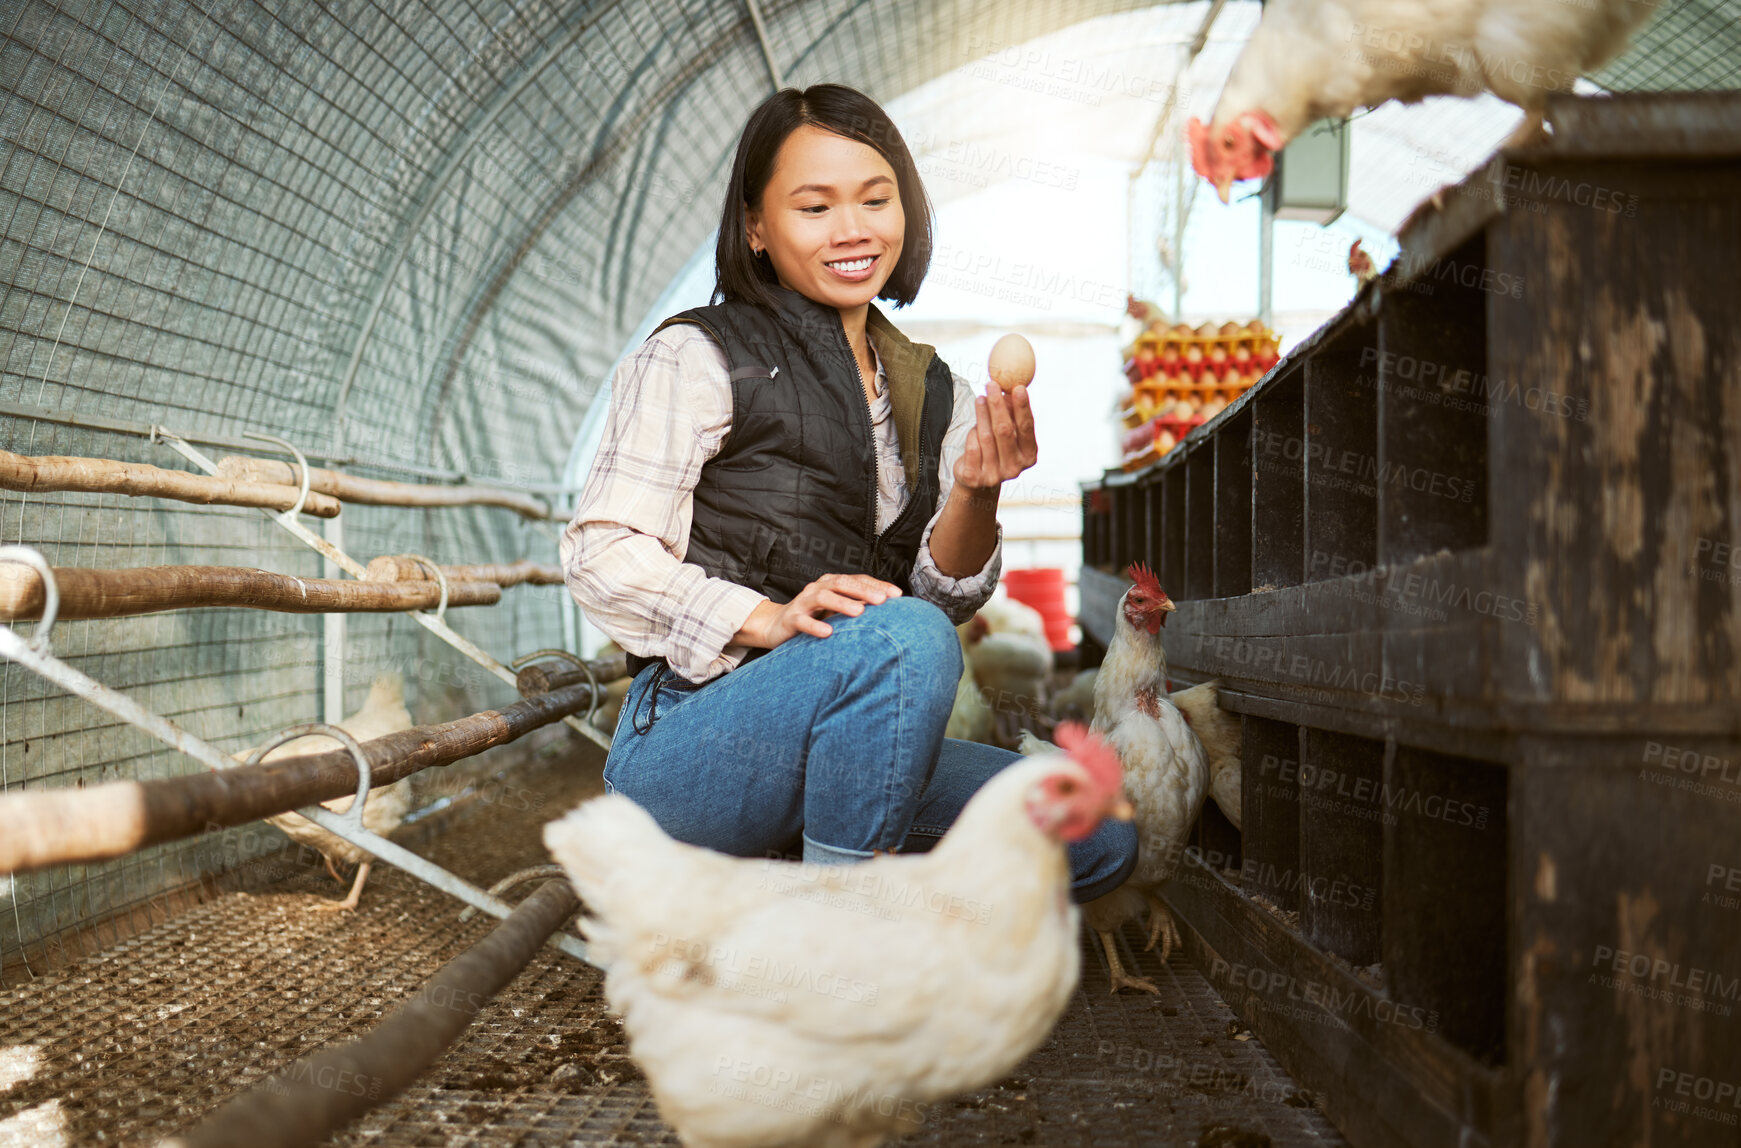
[961,595,1054,749]
[543,722,1131,1148]
[1168,680,1243,831]
[1188,0,1657,202]
[944,621,994,745]
[969,593,1053,661]
[229,672,415,910]
[1032,678,1241,830]
[1017,563,1208,993]
[1049,667,1098,727]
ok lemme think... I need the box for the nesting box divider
[1162,467,1188,595]
[1184,445,1216,602]
[1252,368,1306,590]
[1213,409,1253,598]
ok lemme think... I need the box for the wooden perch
[515,652,629,698]
[364,554,562,587]
[216,456,553,520]
[0,682,598,873]
[0,447,341,517]
[164,879,580,1148]
[0,562,501,621]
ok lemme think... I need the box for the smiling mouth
[825,254,878,276]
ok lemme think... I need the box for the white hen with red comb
[1087,562,1209,993]
[1187,0,1656,203]
[543,722,1130,1148]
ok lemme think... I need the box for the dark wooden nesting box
[1080,93,1741,1148]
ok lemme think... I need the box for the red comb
[1124,560,1166,601]
[1053,720,1123,793]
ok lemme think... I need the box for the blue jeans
[600,595,1136,903]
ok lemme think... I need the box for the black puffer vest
[624,284,955,681]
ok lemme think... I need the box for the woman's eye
[801,205,827,214]
[866,197,890,207]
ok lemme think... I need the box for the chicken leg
[1083,886,1163,993]
[1141,892,1183,964]
[310,859,372,912]
[1093,928,1160,995]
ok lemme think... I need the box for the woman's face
[745,123,905,313]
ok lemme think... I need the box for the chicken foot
[1141,892,1183,964]
[1094,928,1159,995]
[310,859,372,912]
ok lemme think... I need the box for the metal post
[744,0,783,91]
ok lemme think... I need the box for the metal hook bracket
[0,545,60,654]
[234,719,590,964]
[509,647,601,726]
[399,553,449,623]
[241,430,313,518]
[457,864,570,923]
[245,721,374,830]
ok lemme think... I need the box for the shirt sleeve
[908,367,1002,625]
[559,325,768,685]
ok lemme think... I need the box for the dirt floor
[0,733,1347,1147]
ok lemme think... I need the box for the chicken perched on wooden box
[229,672,414,911]
[543,723,1131,1148]
[1187,0,1657,202]
[1020,563,1209,993]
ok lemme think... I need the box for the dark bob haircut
[712,83,934,312]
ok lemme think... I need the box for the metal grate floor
[0,745,1347,1148]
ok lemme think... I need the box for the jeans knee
[1069,816,1140,904]
[870,595,963,680]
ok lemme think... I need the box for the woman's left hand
[956,382,1037,494]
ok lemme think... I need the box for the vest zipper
[838,312,882,554]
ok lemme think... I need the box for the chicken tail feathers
[542,793,670,912]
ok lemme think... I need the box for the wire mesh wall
[1590,0,1741,92]
[0,0,1164,982]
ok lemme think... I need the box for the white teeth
[828,257,873,271]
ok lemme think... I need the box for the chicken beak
[1108,797,1134,821]
[1214,174,1233,204]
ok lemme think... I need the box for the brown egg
[988,333,1036,392]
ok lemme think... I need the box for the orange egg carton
[1123,317,1280,385]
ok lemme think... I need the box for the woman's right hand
[734,574,903,648]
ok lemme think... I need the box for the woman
[561,83,1135,899]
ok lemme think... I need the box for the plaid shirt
[561,322,1002,685]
